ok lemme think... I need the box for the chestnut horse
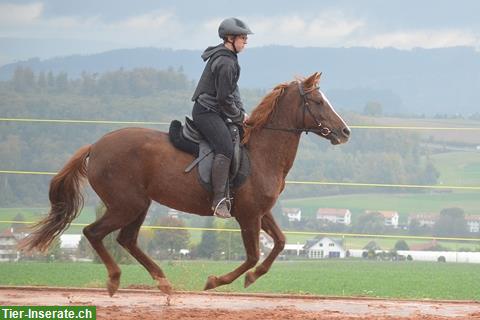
[20,72,350,296]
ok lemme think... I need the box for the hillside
[1,46,479,116]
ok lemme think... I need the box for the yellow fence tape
[1,170,478,190]
[0,220,478,242]
[2,117,480,131]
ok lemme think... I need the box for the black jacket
[192,44,245,123]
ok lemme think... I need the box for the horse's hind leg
[83,209,128,296]
[245,211,285,288]
[116,209,172,295]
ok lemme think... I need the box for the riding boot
[211,154,232,218]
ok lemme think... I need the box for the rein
[260,82,332,136]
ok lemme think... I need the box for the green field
[281,191,480,220]
[0,260,478,300]
[432,151,480,186]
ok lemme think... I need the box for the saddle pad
[197,144,250,193]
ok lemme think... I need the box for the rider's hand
[243,112,250,124]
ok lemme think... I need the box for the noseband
[263,82,332,136]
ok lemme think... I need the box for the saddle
[168,117,250,194]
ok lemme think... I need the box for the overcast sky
[1,0,479,51]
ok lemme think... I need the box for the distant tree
[408,218,420,235]
[195,219,220,259]
[363,240,381,251]
[37,71,47,91]
[12,67,35,92]
[80,72,97,95]
[433,207,468,237]
[0,135,23,204]
[10,212,26,233]
[47,71,55,88]
[217,219,244,260]
[394,240,410,251]
[353,212,385,234]
[46,237,62,261]
[77,235,93,259]
[408,218,431,236]
[149,216,190,259]
[421,161,440,184]
[55,72,69,92]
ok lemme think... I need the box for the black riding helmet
[218,17,253,39]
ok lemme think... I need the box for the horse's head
[243,72,350,145]
[294,72,350,145]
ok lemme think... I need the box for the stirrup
[212,198,232,218]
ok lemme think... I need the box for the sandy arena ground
[1,286,479,319]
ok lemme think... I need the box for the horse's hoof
[244,271,256,288]
[156,277,173,295]
[204,275,218,290]
[107,279,119,297]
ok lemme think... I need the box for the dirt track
[1,287,479,319]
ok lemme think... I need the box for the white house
[60,234,82,249]
[303,237,346,259]
[408,213,437,227]
[366,210,399,228]
[282,208,302,222]
[0,228,20,262]
[283,243,305,256]
[316,208,351,225]
[466,215,480,233]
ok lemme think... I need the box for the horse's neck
[248,129,301,179]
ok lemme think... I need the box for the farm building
[466,215,480,233]
[282,208,302,222]
[0,228,20,262]
[366,210,399,228]
[407,213,437,227]
[304,237,346,259]
[316,208,351,225]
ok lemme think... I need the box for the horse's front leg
[204,216,261,290]
[245,211,285,288]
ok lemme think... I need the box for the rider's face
[233,35,248,53]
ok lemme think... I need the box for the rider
[191,17,252,218]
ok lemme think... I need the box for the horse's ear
[304,72,321,87]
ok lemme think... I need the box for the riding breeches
[192,102,233,159]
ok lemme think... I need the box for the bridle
[262,82,332,136]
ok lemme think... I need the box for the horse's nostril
[342,127,351,137]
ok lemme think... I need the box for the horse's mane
[242,83,288,143]
[242,74,320,144]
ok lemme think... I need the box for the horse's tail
[19,144,91,252]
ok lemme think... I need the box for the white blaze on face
[319,89,349,130]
